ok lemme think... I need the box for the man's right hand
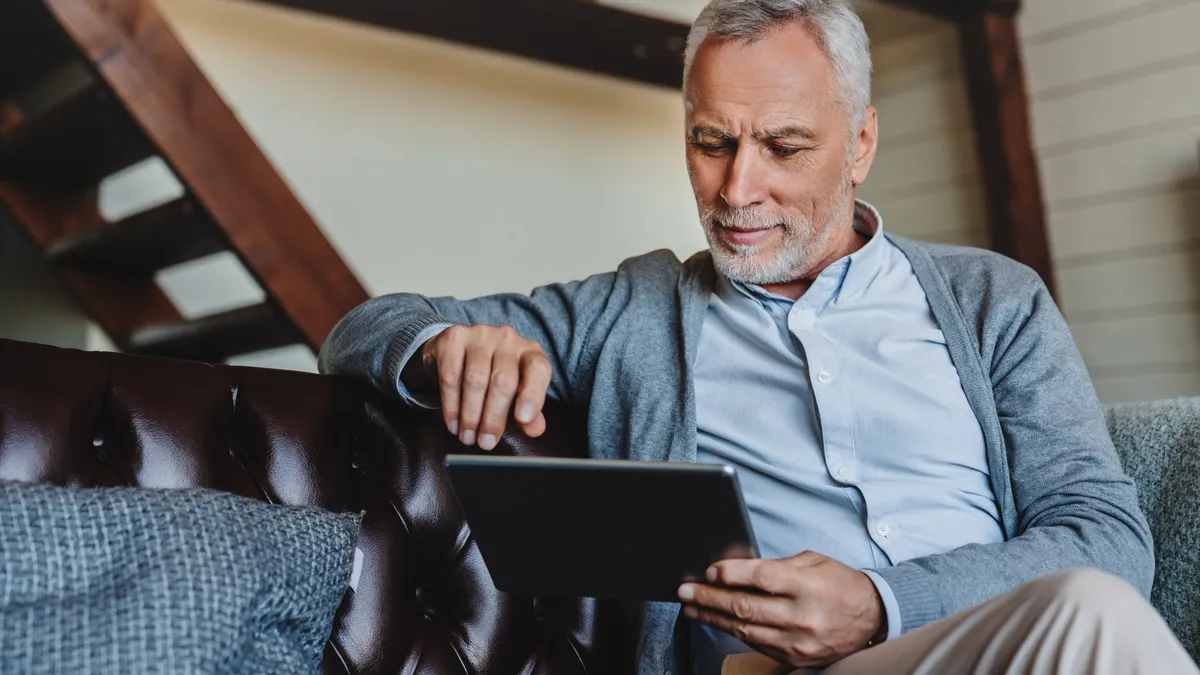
[420,325,551,451]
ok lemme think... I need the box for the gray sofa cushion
[1108,397,1200,661]
[0,482,360,674]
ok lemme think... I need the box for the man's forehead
[686,31,838,131]
[688,100,821,136]
[690,85,820,116]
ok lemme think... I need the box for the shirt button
[837,467,853,482]
[790,309,815,330]
[875,522,891,538]
[816,371,834,385]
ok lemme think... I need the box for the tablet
[443,455,759,602]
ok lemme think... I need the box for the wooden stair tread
[126,304,302,363]
[46,198,225,274]
[0,82,155,187]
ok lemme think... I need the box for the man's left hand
[678,551,886,668]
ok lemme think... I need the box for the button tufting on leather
[0,337,631,674]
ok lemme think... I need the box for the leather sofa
[0,337,631,674]
[5,336,1200,671]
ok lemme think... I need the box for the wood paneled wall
[1021,0,1200,402]
[856,15,990,252]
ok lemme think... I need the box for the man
[320,1,1195,673]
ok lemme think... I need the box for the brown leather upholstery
[0,338,630,674]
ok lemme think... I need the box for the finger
[513,351,551,426]
[678,583,795,628]
[519,411,547,438]
[431,333,465,436]
[681,605,789,653]
[708,559,793,595]
[477,350,521,451]
[457,343,493,446]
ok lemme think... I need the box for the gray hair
[684,0,873,128]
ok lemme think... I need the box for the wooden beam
[876,0,1020,21]
[249,0,691,89]
[959,12,1056,296]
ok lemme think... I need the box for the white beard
[698,175,852,285]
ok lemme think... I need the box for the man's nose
[721,146,769,208]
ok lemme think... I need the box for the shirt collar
[840,199,887,302]
[727,199,887,307]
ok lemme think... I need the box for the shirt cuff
[861,570,903,642]
[394,323,453,409]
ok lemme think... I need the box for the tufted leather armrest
[0,338,630,674]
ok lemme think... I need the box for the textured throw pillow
[0,482,360,674]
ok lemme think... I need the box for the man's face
[685,21,877,284]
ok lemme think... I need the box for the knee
[1030,568,1144,615]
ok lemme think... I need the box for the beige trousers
[723,569,1198,675]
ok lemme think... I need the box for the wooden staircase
[0,0,370,363]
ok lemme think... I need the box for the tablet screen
[445,455,759,602]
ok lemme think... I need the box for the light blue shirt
[689,201,1005,674]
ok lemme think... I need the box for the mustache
[703,206,793,231]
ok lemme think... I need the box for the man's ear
[851,106,878,186]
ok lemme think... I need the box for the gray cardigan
[319,235,1154,674]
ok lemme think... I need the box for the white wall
[0,214,93,350]
[1019,0,1200,402]
[153,0,980,317]
[151,0,711,370]
[854,7,987,249]
[156,0,706,302]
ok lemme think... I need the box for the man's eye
[692,141,731,156]
[770,146,803,158]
